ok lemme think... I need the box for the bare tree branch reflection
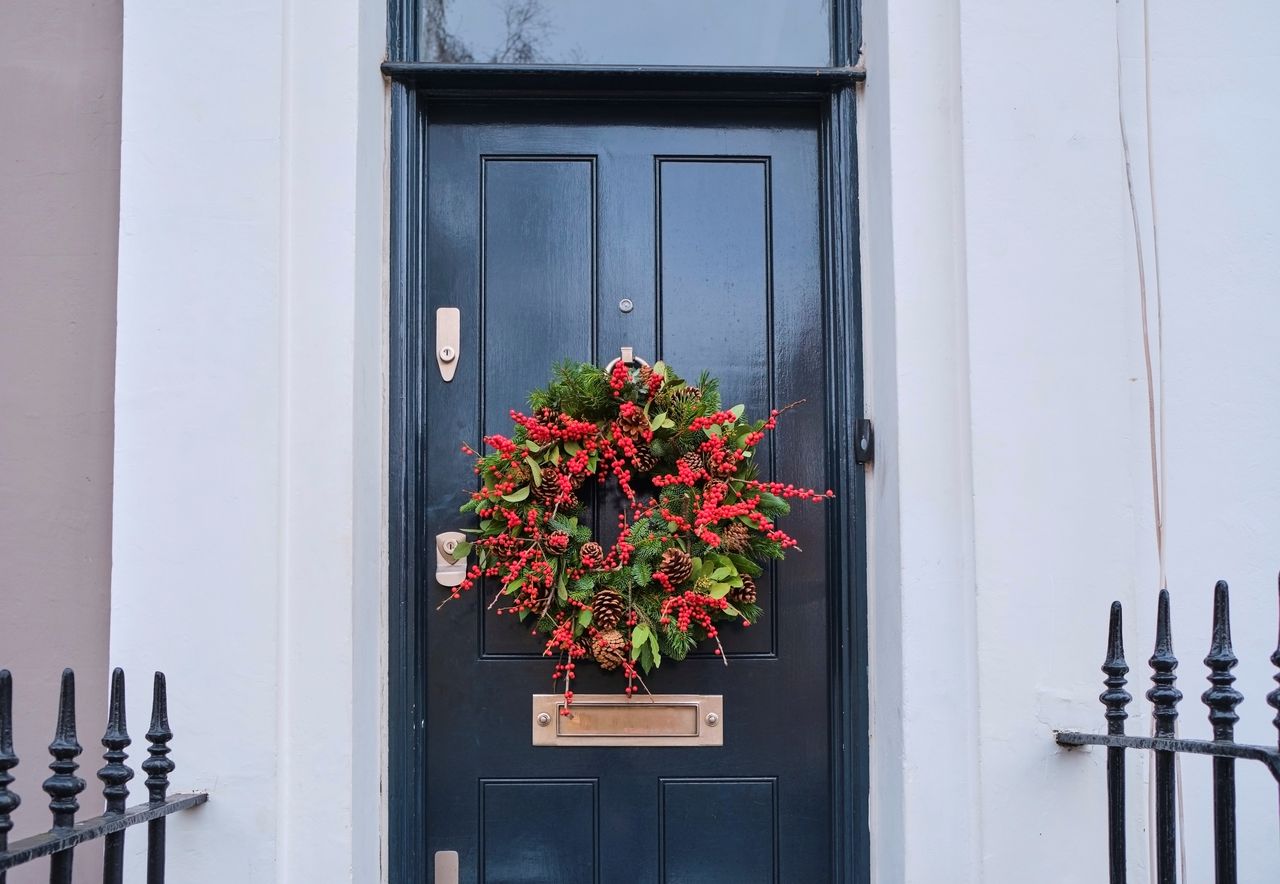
[423,0,551,64]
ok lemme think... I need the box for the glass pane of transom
[419,0,831,67]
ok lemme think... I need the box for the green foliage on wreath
[445,358,829,696]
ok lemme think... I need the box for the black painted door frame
[385,9,867,883]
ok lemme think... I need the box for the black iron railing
[1056,579,1280,884]
[0,668,206,883]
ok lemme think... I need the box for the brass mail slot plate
[532,694,723,747]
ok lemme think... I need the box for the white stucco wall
[110,0,1278,882]
[112,0,386,881]
[862,0,1280,881]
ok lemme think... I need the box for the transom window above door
[418,0,833,66]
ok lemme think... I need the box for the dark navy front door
[420,101,838,883]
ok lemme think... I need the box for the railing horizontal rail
[0,793,206,870]
[1056,732,1280,780]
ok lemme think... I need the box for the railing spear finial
[43,669,85,831]
[1203,581,1243,740]
[1147,590,1182,884]
[0,670,20,847]
[143,672,174,805]
[98,668,133,815]
[1101,601,1131,735]
[1203,580,1244,883]
[1148,589,1182,735]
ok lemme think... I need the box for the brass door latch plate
[435,531,468,587]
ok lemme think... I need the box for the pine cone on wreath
[720,522,752,553]
[579,541,605,567]
[637,363,654,390]
[616,408,649,438]
[631,447,657,473]
[592,629,628,670]
[535,465,563,505]
[729,574,757,605]
[591,589,626,630]
[657,548,693,586]
[674,385,701,403]
[509,459,532,485]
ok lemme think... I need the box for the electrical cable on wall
[1116,0,1183,879]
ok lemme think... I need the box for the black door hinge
[854,418,874,465]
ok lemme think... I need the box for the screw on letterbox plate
[537,712,551,727]
[705,712,719,727]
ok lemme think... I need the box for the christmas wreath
[445,358,831,708]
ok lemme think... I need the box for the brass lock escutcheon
[435,531,468,587]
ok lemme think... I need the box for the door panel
[422,102,832,883]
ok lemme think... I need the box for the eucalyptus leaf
[525,455,542,484]
[502,486,531,503]
[632,623,652,648]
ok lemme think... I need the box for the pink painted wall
[0,0,122,878]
